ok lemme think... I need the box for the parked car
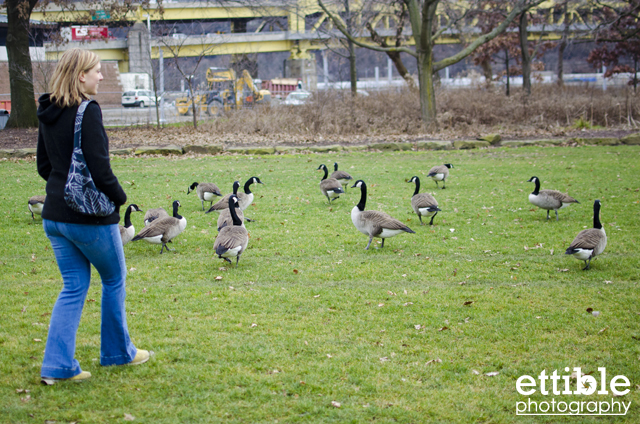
[122,90,157,108]
[283,89,312,106]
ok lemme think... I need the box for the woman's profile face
[79,62,103,96]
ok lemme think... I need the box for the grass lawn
[1,145,639,423]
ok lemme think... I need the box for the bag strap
[73,100,94,149]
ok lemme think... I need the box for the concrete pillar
[127,22,152,74]
[159,48,164,94]
[323,50,329,85]
[387,57,392,83]
[285,55,317,91]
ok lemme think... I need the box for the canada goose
[206,181,240,213]
[144,207,169,226]
[351,179,415,249]
[565,200,607,270]
[317,164,344,204]
[119,204,143,246]
[214,195,249,267]
[408,176,441,225]
[237,176,264,211]
[28,195,46,220]
[188,182,222,210]
[217,206,245,231]
[427,163,453,189]
[330,162,353,192]
[132,200,187,254]
[527,176,579,221]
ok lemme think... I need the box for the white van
[122,90,157,108]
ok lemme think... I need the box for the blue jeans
[41,219,137,378]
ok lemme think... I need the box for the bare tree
[1,0,149,128]
[3,0,39,128]
[158,24,218,129]
[318,0,546,125]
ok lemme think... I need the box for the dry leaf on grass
[438,326,450,331]
[472,370,480,375]
[463,301,474,306]
[414,324,422,330]
[380,357,389,362]
[403,302,413,306]
[586,307,594,313]
[598,327,609,334]
[592,311,601,317]
[485,371,500,377]
[215,276,222,280]
[331,401,341,408]
[426,358,442,365]
[124,413,135,421]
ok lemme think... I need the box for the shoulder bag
[63,100,116,216]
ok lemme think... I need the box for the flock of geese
[27,162,606,270]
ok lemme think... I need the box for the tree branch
[433,0,545,72]
[318,0,417,57]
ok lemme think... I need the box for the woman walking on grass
[36,48,152,385]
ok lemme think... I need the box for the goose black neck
[593,201,602,229]
[124,205,133,227]
[172,202,182,219]
[233,182,240,195]
[531,178,540,195]
[244,179,253,194]
[413,178,420,197]
[229,197,242,226]
[334,163,339,172]
[356,182,367,211]
[321,166,328,181]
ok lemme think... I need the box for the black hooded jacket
[36,94,126,225]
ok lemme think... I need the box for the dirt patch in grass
[3,85,638,149]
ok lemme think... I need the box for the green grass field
[2,145,639,423]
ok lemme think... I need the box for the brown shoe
[128,349,154,365]
[41,371,91,385]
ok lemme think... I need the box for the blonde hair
[49,49,100,108]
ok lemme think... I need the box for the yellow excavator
[176,68,271,116]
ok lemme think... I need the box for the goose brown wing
[568,229,604,250]
[29,195,46,205]
[412,193,437,209]
[361,210,409,231]
[542,190,578,204]
[144,208,168,223]
[199,183,221,196]
[320,178,343,191]
[428,165,445,176]
[210,194,233,211]
[330,170,352,180]
[134,217,177,239]
[214,227,248,250]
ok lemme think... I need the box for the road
[102,104,194,127]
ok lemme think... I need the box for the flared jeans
[41,219,137,378]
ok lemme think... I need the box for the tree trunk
[557,3,570,88]
[519,12,531,96]
[5,0,39,129]
[348,39,357,95]
[345,0,358,96]
[634,58,638,94]
[418,48,436,125]
[505,48,510,97]
[480,58,493,88]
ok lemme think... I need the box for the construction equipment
[175,68,271,116]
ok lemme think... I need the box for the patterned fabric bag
[63,100,115,216]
